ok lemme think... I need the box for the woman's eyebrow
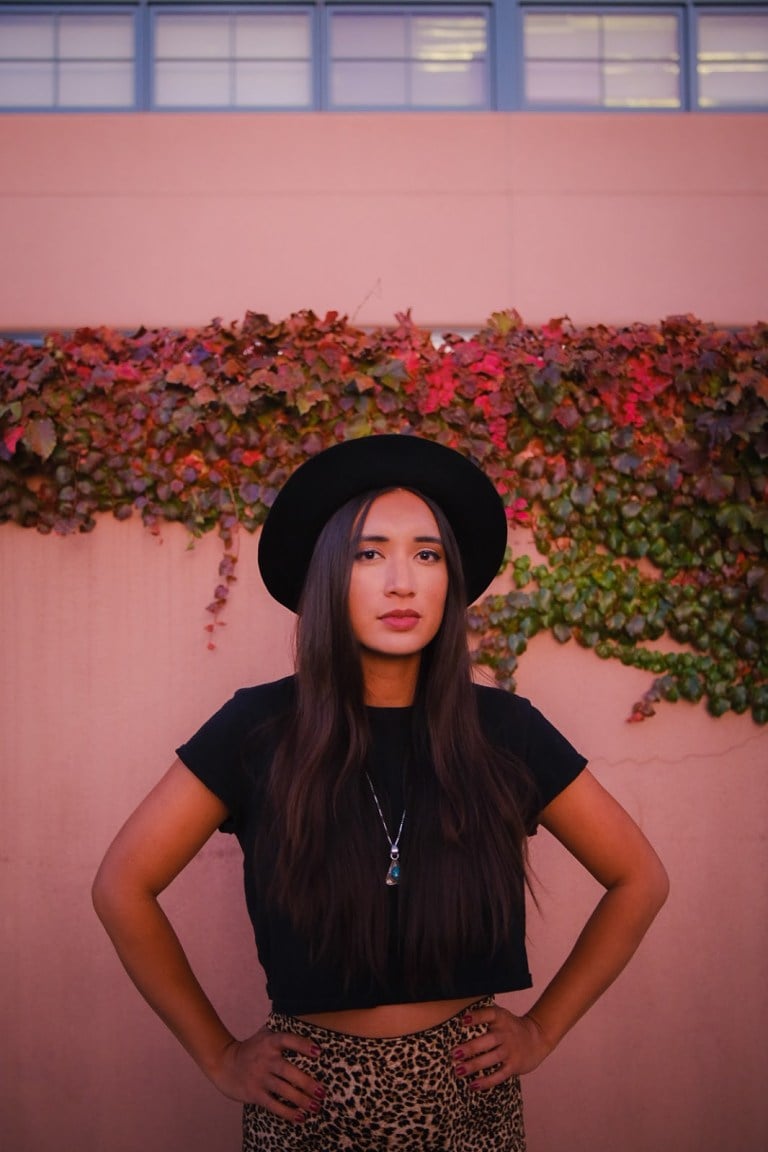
[358,533,443,544]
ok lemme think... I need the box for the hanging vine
[1,309,766,721]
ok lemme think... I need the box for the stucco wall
[1,111,767,331]
[1,516,767,1152]
[2,102,767,1150]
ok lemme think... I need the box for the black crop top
[176,675,587,1015]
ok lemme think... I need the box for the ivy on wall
[1,310,766,723]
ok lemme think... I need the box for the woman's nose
[384,554,415,595]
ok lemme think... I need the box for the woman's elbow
[643,850,670,918]
[91,852,135,928]
[91,858,116,924]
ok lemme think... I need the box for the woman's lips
[379,611,421,631]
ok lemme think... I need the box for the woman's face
[348,489,449,668]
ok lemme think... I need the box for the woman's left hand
[451,1004,551,1088]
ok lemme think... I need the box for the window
[1,2,768,113]
[0,7,135,109]
[328,7,489,109]
[696,8,768,108]
[152,7,313,109]
[523,8,681,108]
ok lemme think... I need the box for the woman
[93,434,668,1150]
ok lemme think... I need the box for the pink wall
[1,517,767,1152]
[1,111,767,331]
[2,105,767,1149]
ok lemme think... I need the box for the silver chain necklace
[365,773,405,886]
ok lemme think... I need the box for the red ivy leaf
[166,363,207,389]
[194,385,218,406]
[23,417,57,461]
[3,424,23,455]
[552,402,580,429]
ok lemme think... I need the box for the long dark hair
[260,488,535,988]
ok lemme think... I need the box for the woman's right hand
[212,1027,326,1121]
[93,762,326,1125]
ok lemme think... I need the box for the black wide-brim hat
[258,434,508,612]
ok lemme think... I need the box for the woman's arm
[522,767,670,1052]
[452,768,669,1085]
[92,760,325,1120]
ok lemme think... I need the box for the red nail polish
[462,1014,473,1025]
[455,1064,466,1076]
[453,1048,465,1060]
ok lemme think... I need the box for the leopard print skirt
[242,997,526,1151]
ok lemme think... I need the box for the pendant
[386,849,401,887]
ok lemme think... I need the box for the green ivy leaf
[1,312,765,722]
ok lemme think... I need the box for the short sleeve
[523,701,588,818]
[176,690,259,832]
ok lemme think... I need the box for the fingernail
[310,1045,321,1057]
[455,1064,466,1077]
[453,1048,465,1060]
[462,1014,473,1025]
[314,1087,326,1100]
[294,1110,306,1124]
[308,1101,321,1113]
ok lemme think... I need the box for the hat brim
[257,434,508,612]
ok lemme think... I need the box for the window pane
[331,14,407,59]
[0,61,54,105]
[0,15,55,59]
[235,13,310,59]
[699,14,768,58]
[525,9,681,107]
[155,15,229,60]
[603,15,678,60]
[412,58,486,107]
[235,60,311,106]
[331,60,407,106]
[59,61,134,106]
[525,14,600,61]
[331,10,487,108]
[155,61,230,106]
[698,13,768,107]
[59,14,134,60]
[0,11,134,108]
[154,11,313,108]
[604,61,681,107]
[525,60,602,105]
[699,62,768,107]
[412,15,487,63]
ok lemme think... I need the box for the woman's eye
[355,548,380,561]
[417,549,441,563]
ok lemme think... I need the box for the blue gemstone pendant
[385,850,401,886]
[365,773,405,887]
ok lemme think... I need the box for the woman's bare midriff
[297,996,480,1038]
